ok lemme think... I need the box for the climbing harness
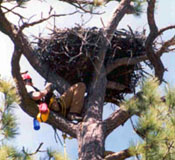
[48,96,67,117]
[58,97,67,117]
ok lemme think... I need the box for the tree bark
[77,68,107,159]
[105,149,131,160]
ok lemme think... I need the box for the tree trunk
[78,120,105,160]
[77,68,107,159]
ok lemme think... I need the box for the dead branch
[105,149,131,160]
[145,0,165,83]
[19,11,78,32]
[158,25,175,36]
[156,37,175,57]
[1,5,25,19]
[60,0,94,5]
[59,0,105,14]
[71,2,104,14]
[22,143,45,156]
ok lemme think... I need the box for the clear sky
[0,0,175,159]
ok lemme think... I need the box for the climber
[21,72,86,122]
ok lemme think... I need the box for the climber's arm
[25,85,50,101]
[30,89,48,101]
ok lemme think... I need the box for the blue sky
[0,0,175,159]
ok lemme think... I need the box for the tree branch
[145,0,165,83]
[158,25,175,36]
[47,112,77,138]
[11,48,77,138]
[104,108,131,137]
[96,0,132,79]
[156,36,175,57]
[76,1,132,158]
[22,142,45,156]
[1,4,25,19]
[107,81,127,91]
[105,149,131,160]
[60,0,94,5]
[0,7,70,93]
[105,0,131,40]
[84,0,132,120]
[0,6,78,137]
[19,11,78,32]
[106,54,147,74]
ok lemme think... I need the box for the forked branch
[19,11,78,32]
[145,0,165,83]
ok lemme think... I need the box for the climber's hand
[45,82,53,92]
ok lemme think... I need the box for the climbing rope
[62,133,73,160]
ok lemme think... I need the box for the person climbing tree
[21,71,86,122]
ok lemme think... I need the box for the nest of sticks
[35,27,146,103]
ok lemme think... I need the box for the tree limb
[105,149,131,160]
[106,54,147,74]
[107,81,127,90]
[0,7,70,93]
[11,48,77,138]
[89,0,132,88]
[105,0,131,40]
[104,108,131,137]
[158,25,175,36]
[76,1,132,158]
[1,5,25,19]
[84,0,132,120]
[60,0,94,5]
[156,36,175,57]
[0,6,78,137]
[145,0,165,83]
[19,11,78,32]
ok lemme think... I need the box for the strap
[58,97,67,117]
[48,95,67,117]
[52,127,63,146]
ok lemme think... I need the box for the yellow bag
[37,109,50,122]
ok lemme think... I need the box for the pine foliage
[0,77,19,140]
[0,77,34,159]
[125,78,175,159]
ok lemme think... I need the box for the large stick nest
[34,27,146,103]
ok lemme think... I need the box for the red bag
[38,103,49,113]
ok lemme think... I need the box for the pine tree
[0,77,33,159]
[1,0,175,159]
[125,78,175,160]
